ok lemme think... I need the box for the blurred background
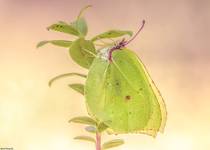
[0,0,210,149]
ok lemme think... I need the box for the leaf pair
[74,136,124,150]
[70,116,96,144]
[69,116,109,133]
[36,8,89,48]
[36,19,86,49]
[70,116,123,149]
[36,5,93,69]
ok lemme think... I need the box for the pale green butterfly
[84,20,167,137]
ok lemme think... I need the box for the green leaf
[74,136,95,143]
[47,22,79,36]
[98,122,109,133]
[91,30,133,41]
[85,126,96,133]
[69,38,96,69]
[71,17,88,36]
[77,5,92,19]
[69,116,97,126]
[36,40,72,48]
[102,139,124,149]
[48,73,86,87]
[69,83,84,95]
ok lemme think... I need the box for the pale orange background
[0,0,210,150]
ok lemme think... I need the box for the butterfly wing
[85,48,166,137]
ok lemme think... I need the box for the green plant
[37,5,167,150]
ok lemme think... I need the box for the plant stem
[96,132,101,150]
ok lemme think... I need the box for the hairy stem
[96,132,101,150]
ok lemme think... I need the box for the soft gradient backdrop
[0,0,210,150]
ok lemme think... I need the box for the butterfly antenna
[126,20,145,45]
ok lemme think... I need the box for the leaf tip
[36,41,47,49]
[77,5,93,19]
[48,82,52,87]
